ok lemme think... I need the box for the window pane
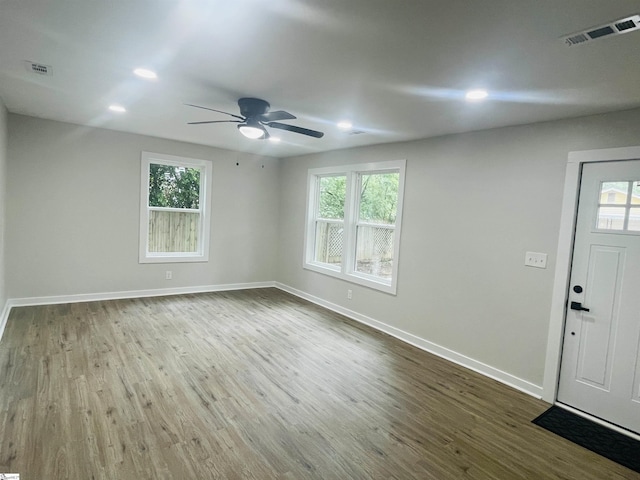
[359,172,399,224]
[149,163,201,209]
[318,176,346,220]
[355,225,394,279]
[596,206,625,230]
[149,211,199,252]
[628,208,640,231]
[599,181,627,205]
[632,182,640,205]
[314,221,343,266]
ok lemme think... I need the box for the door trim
[543,145,640,403]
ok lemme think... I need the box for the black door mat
[532,406,640,474]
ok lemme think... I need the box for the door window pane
[599,181,627,204]
[628,208,640,231]
[596,180,640,232]
[632,182,640,205]
[597,207,625,230]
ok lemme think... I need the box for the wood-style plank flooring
[0,288,637,479]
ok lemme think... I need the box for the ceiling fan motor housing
[238,98,270,118]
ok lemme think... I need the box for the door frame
[543,145,640,405]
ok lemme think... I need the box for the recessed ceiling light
[133,68,157,80]
[337,120,353,130]
[108,104,126,113]
[269,137,281,143]
[465,89,488,101]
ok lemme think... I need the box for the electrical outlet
[347,289,353,300]
[525,252,547,269]
[165,270,172,280]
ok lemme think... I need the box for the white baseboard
[275,282,543,399]
[0,300,11,343]
[7,281,276,308]
[1,280,544,399]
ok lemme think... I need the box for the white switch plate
[165,270,172,280]
[525,251,547,269]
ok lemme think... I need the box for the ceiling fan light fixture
[186,98,323,140]
[238,123,266,139]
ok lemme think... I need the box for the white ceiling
[1,1,639,158]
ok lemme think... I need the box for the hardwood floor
[0,288,637,479]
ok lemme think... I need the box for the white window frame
[139,151,212,263]
[594,180,640,234]
[304,160,406,294]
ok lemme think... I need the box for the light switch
[525,251,547,269]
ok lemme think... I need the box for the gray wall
[0,100,7,311]
[7,115,280,298]
[276,107,640,388]
[6,108,640,391]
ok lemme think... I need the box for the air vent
[565,33,589,46]
[562,14,640,46]
[24,61,53,76]
[615,19,636,31]
[587,26,615,39]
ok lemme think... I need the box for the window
[139,152,212,263]
[596,180,640,232]
[304,160,406,294]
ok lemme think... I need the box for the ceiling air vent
[24,61,53,76]
[565,33,589,46]
[562,14,640,46]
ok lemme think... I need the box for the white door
[558,159,640,434]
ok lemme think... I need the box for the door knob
[570,301,590,312]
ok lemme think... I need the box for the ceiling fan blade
[188,120,241,125]
[184,103,244,121]
[259,110,296,122]
[268,122,324,138]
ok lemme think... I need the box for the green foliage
[359,173,398,224]
[317,172,399,224]
[149,163,200,209]
[318,175,346,219]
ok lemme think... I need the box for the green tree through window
[149,164,200,209]
[305,160,406,294]
[318,176,346,219]
[140,152,211,263]
[359,173,399,224]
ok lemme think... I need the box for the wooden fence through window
[148,210,199,252]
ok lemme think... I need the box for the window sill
[139,253,209,264]
[304,262,397,295]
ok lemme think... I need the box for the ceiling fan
[186,98,324,140]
